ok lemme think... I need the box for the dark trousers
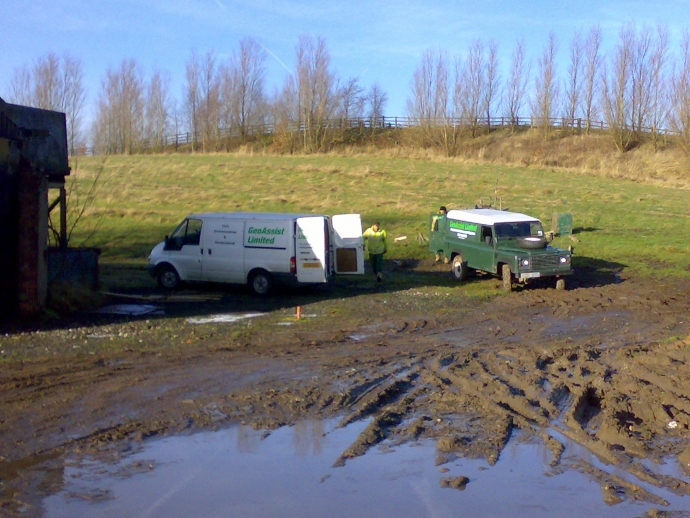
[369,253,383,275]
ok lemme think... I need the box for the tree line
[7,25,690,155]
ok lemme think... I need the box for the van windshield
[494,221,544,239]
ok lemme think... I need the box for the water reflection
[31,420,690,518]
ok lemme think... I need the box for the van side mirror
[164,235,182,251]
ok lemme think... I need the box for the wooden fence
[84,115,680,155]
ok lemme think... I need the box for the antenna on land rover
[494,180,503,210]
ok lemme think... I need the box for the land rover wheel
[502,264,513,291]
[556,278,566,291]
[250,270,272,296]
[157,265,180,290]
[517,237,547,249]
[451,255,469,282]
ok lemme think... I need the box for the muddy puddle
[38,419,690,518]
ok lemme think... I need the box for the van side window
[166,218,203,250]
[185,219,203,246]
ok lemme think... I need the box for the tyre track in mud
[232,278,690,507]
[1,276,690,513]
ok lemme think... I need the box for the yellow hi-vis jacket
[363,227,388,255]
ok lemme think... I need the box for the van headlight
[560,256,569,264]
[521,258,530,268]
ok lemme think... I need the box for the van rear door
[295,216,328,283]
[332,214,364,275]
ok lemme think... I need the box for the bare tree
[61,55,87,154]
[408,50,450,124]
[8,65,32,106]
[504,38,530,130]
[583,25,602,132]
[183,50,201,150]
[198,51,221,151]
[337,77,365,120]
[602,24,635,151]
[456,41,484,136]
[270,77,300,153]
[648,23,670,149]
[630,25,653,139]
[92,59,145,154]
[8,53,86,153]
[145,69,171,150]
[670,30,690,153]
[483,40,500,128]
[33,53,62,111]
[366,83,388,124]
[531,33,559,138]
[407,50,458,153]
[224,37,267,140]
[293,35,339,152]
[564,31,583,132]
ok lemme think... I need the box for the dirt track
[1,270,690,515]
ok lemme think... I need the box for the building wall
[0,138,20,314]
[0,98,68,317]
[17,158,48,315]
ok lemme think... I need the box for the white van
[147,212,365,295]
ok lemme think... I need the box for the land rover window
[481,226,493,245]
[494,221,544,239]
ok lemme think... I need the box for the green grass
[66,153,690,280]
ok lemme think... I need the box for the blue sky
[2,0,690,125]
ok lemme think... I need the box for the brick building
[0,96,69,316]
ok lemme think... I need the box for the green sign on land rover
[430,209,572,290]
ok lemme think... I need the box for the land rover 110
[430,209,572,290]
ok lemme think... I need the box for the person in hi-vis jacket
[363,221,387,282]
[432,206,449,263]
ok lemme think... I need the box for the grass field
[64,153,690,283]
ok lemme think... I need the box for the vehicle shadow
[0,259,458,333]
[513,255,627,292]
[0,256,627,333]
[572,227,600,234]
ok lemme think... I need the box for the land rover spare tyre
[517,237,547,249]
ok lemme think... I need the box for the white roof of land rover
[446,209,540,225]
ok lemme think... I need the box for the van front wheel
[250,270,272,296]
[157,265,180,289]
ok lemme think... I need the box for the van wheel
[451,255,469,281]
[250,270,272,296]
[556,278,566,291]
[501,264,513,291]
[157,265,180,289]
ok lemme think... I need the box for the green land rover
[430,208,572,290]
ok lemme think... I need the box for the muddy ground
[1,264,690,516]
